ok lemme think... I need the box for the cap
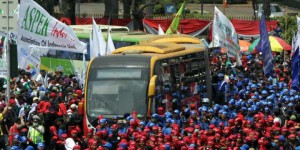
[73,145,81,149]
[218,73,224,78]
[9,99,15,104]
[71,130,77,134]
[37,143,45,148]
[33,97,39,101]
[70,104,77,109]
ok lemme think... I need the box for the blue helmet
[11,146,20,150]
[174,109,180,114]
[19,136,27,143]
[25,146,34,150]
[37,143,45,148]
[140,121,145,126]
[262,90,268,95]
[229,99,235,105]
[103,142,112,149]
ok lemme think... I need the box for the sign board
[165,4,175,14]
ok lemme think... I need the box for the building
[0,0,18,32]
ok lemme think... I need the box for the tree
[60,0,77,24]
[263,0,270,19]
[277,16,298,44]
[104,0,119,19]
[35,0,59,16]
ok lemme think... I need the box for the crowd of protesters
[0,47,300,150]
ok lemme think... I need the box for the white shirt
[65,138,76,150]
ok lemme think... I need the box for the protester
[0,38,300,150]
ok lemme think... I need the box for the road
[78,2,299,18]
[186,3,299,17]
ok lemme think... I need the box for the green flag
[0,9,5,15]
[166,2,186,35]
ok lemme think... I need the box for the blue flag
[292,47,299,91]
[255,14,274,76]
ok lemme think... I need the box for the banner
[256,14,274,76]
[0,36,7,78]
[18,46,42,80]
[158,24,165,35]
[92,17,106,56]
[212,7,240,58]
[166,2,185,34]
[18,0,86,53]
[106,27,115,55]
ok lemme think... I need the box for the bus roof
[112,43,187,54]
[112,43,206,59]
[139,34,201,44]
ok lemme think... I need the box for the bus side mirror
[78,101,84,115]
[148,75,157,97]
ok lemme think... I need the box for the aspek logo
[21,6,51,37]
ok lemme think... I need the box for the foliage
[34,0,59,15]
[277,15,298,44]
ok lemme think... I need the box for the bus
[79,42,211,135]
[41,24,203,75]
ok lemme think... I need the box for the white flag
[213,6,241,65]
[18,0,86,53]
[296,17,300,51]
[17,46,42,80]
[89,31,97,59]
[106,27,115,55]
[92,18,106,56]
[158,24,165,35]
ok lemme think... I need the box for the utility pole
[6,0,10,102]
[223,0,226,15]
[201,0,204,15]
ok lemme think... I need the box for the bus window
[114,41,136,49]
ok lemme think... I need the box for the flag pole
[6,0,10,102]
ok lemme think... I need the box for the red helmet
[288,134,296,139]
[228,119,235,126]
[185,127,194,133]
[152,126,159,131]
[209,124,215,129]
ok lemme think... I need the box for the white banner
[18,0,86,53]
[213,7,240,58]
[18,46,42,80]
[0,36,7,78]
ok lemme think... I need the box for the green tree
[277,15,298,44]
[263,0,270,19]
[35,0,59,15]
[104,0,119,19]
[60,0,77,24]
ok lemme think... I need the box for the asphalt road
[78,2,299,18]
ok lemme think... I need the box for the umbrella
[239,40,251,52]
[249,36,292,53]
[210,40,251,53]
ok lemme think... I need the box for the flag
[297,16,300,32]
[291,47,299,91]
[18,0,86,53]
[18,46,42,80]
[158,24,165,35]
[255,14,274,76]
[92,17,106,56]
[0,9,5,15]
[106,27,115,55]
[212,6,241,65]
[14,4,20,18]
[166,2,185,35]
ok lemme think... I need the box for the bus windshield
[86,67,149,118]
